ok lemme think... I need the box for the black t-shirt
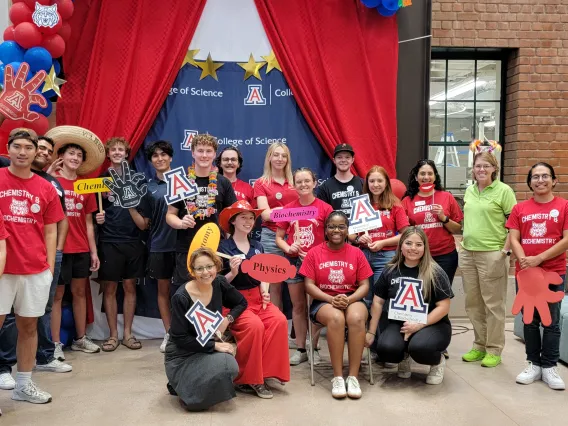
[375,263,453,324]
[218,238,264,291]
[0,157,9,168]
[172,173,236,253]
[317,175,364,218]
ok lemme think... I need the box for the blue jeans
[363,248,395,309]
[0,250,63,374]
[520,275,565,368]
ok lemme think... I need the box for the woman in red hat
[218,200,290,399]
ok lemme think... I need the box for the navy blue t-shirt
[218,238,264,291]
[146,178,176,253]
[98,169,150,243]
[0,157,9,168]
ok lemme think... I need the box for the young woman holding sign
[367,227,453,385]
[300,211,372,399]
[401,160,463,285]
[217,201,290,399]
[351,166,409,307]
[165,248,247,411]
[276,168,333,366]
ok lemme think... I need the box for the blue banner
[134,63,332,184]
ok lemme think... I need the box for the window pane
[428,145,470,191]
[429,103,445,142]
[430,60,446,101]
[475,102,500,142]
[432,60,476,102]
[476,60,501,101]
[445,102,474,142]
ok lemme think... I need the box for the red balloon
[25,0,51,8]
[41,34,65,58]
[14,22,43,49]
[9,3,33,25]
[57,22,71,42]
[26,115,50,136]
[37,12,62,35]
[391,178,407,200]
[3,26,16,41]
[57,0,74,20]
[0,119,26,134]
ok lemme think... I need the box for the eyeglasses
[326,224,348,231]
[221,158,238,163]
[531,174,552,182]
[474,164,494,170]
[193,264,216,274]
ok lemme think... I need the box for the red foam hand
[512,267,564,326]
[0,63,47,122]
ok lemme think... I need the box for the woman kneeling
[165,248,247,411]
[366,227,453,385]
[300,211,373,399]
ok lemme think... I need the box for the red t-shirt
[401,191,463,256]
[0,168,65,274]
[253,178,298,232]
[232,179,255,206]
[362,204,410,251]
[276,198,333,256]
[0,212,8,240]
[58,177,98,254]
[506,197,568,275]
[300,243,373,296]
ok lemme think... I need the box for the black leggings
[433,249,458,285]
[376,321,452,365]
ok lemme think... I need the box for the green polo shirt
[461,180,517,251]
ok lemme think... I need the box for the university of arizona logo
[244,85,266,106]
[32,3,59,28]
[529,221,547,238]
[185,300,224,347]
[348,194,382,234]
[328,268,345,285]
[424,212,436,223]
[4,92,25,111]
[388,278,428,324]
[10,199,28,216]
[181,130,199,151]
[295,224,315,248]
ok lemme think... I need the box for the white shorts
[0,269,52,317]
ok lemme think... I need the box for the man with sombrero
[46,126,106,359]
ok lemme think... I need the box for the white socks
[15,371,32,389]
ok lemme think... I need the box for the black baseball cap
[333,143,355,157]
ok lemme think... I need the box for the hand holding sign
[388,278,428,340]
[512,267,564,326]
[0,63,47,122]
[103,161,147,209]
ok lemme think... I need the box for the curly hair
[191,134,218,152]
[403,159,444,200]
[105,137,131,156]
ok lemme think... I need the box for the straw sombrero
[45,126,106,175]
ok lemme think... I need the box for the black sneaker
[250,383,273,399]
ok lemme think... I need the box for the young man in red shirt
[507,162,568,391]
[0,129,65,404]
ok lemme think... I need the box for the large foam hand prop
[512,267,564,326]
[103,161,148,209]
[0,63,47,122]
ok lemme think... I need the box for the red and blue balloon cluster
[361,0,411,17]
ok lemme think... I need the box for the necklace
[185,166,218,219]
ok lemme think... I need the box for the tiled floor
[1,322,566,426]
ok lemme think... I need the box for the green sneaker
[462,349,486,362]
[481,354,502,368]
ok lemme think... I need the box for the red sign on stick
[241,254,296,283]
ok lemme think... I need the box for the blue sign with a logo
[134,63,333,184]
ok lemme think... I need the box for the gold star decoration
[41,66,66,97]
[261,50,282,74]
[238,54,267,81]
[196,53,224,81]
[181,49,200,68]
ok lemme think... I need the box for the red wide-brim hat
[218,200,263,234]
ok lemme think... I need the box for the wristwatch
[501,249,512,256]
[441,216,450,224]
[226,314,235,324]
[354,235,361,244]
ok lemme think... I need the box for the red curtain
[254,0,398,177]
[58,0,207,175]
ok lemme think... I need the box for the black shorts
[147,252,176,280]
[309,297,366,325]
[59,252,91,286]
[172,252,190,286]
[98,241,145,282]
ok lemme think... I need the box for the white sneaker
[160,333,169,353]
[12,382,52,404]
[426,355,445,385]
[542,366,566,390]
[288,337,298,350]
[0,373,15,390]
[289,350,308,366]
[516,362,542,385]
[34,359,73,373]
[397,355,412,379]
[54,342,65,361]
[346,376,362,399]
[71,336,100,353]
[331,376,347,399]
[308,349,322,366]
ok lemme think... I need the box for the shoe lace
[522,362,536,374]
[23,381,41,396]
[547,367,561,379]
[346,376,360,389]
[331,377,344,389]
[251,384,269,394]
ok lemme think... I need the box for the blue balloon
[7,61,25,77]
[377,4,398,16]
[24,47,53,73]
[0,41,25,65]
[381,0,400,11]
[362,0,381,7]
[0,64,5,85]
[31,98,52,117]
[52,59,61,75]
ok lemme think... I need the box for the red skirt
[223,287,290,385]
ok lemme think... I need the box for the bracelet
[366,331,376,336]
[441,216,450,224]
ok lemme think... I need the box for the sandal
[101,337,119,352]
[122,336,142,350]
